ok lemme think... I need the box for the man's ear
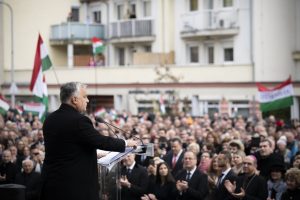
[71,96,77,105]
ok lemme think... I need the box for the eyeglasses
[33,153,39,156]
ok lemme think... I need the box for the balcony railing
[181,9,239,33]
[110,19,153,38]
[50,22,105,40]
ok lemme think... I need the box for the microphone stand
[96,117,144,145]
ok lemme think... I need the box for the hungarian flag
[0,96,10,115]
[94,107,106,118]
[92,37,105,54]
[23,102,46,119]
[29,34,52,121]
[257,77,294,112]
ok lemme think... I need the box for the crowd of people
[1,108,300,200]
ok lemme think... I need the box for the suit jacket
[40,104,126,200]
[0,162,18,184]
[215,169,238,200]
[15,171,42,200]
[175,169,209,200]
[121,163,149,200]
[163,150,184,177]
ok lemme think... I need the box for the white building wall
[253,0,297,81]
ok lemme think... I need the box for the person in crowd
[205,155,221,200]
[141,162,175,200]
[254,139,284,179]
[15,159,42,200]
[228,140,244,155]
[119,153,148,200]
[224,155,268,200]
[275,135,292,168]
[0,149,18,184]
[215,150,237,200]
[292,154,300,169]
[198,151,211,174]
[266,164,287,200]
[231,150,246,175]
[281,167,300,200]
[40,82,138,200]
[163,137,185,177]
[174,151,209,200]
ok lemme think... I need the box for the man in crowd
[174,151,209,200]
[120,153,149,200]
[15,159,42,200]
[0,150,18,184]
[224,155,268,200]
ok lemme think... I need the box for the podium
[97,144,153,200]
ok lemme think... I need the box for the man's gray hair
[60,82,87,103]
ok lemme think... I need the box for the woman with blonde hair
[281,168,300,200]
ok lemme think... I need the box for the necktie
[217,173,224,187]
[126,168,131,176]
[172,155,177,168]
[186,171,191,181]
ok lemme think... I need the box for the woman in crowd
[266,164,286,200]
[205,155,220,200]
[281,168,300,200]
[141,162,175,200]
[231,150,245,175]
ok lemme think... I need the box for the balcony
[50,22,105,45]
[180,9,239,39]
[110,19,155,43]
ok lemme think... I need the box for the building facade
[1,0,300,119]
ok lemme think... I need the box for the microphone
[96,117,119,139]
[95,117,144,145]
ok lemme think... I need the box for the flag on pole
[257,76,294,112]
[0,96,10,115]
[29,34,52,121]
[92,37,105,54]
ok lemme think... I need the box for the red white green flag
[29,34,52,121]
[92,37,105,54]
[257,77,294,112]
[0,96,10,115]
[23,102,46,119]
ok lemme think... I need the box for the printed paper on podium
[97,147,134,171]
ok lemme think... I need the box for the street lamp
[0,1,15,108]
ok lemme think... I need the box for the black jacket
[40,104,126,200]
[15,171,42,200]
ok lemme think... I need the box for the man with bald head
[224,155,268,200]
[15,159,42,200]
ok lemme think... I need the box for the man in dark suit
[0,150,18,184]
[224,155,268,200]
[15,159,41,200]
[215,151,238,200]
[174,151,209,200]
[119,153,149,200]
[40,82,138,200]
[163,137,185,177]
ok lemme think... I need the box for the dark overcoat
[40,103,126,200]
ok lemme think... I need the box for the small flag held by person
[0,95,10,115]
[257,76,294,112]
[92,37,105,54]
[29,34,52,121]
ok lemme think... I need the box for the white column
[191,95,200,116]
[67,44,74,68]
[114,94,123,112]
[49,95,60,112]
[291,97,299,119]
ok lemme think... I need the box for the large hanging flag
[23,102,46,119]
[92,37,105,54]
[29,34,52,121]
[0,96,10,115]
[257,76,294,112]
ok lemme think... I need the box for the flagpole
[0,1,15,108]
[51,66,60,86]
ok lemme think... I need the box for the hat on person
[277,135,287,146]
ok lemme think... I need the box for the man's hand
[126,139,138,148]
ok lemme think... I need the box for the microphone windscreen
[95,117,105,123]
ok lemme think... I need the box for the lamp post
[0,1,15,108]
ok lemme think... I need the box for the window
[93,11,101,23]
[129,4,136,19]
[231,101,250,118]
[224,48,234,62]
[118,48,125,66]
[190,46,199,63]
[117,4,124,20]
[190,0,198,11]
[71,7,79,22]
[143,1,151,17]
[144,45,151,52]
[208,46,214,64]
[207,101,219,119]
[223,0,233,7]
